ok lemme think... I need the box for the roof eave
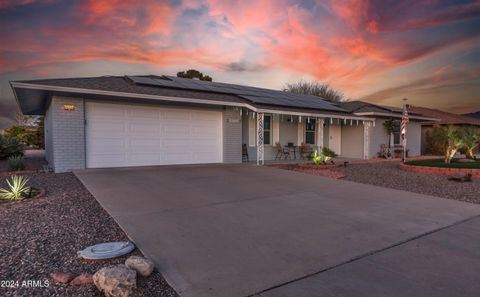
[354,111,439,121]
[11,82,374,120]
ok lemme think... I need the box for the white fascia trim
[354,111,438,121]
[11,82,374,121]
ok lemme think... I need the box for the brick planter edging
[399,163,480,178]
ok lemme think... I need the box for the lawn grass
[405,158,480,169]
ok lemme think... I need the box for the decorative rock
[448,172,472,182]
[51,272,77,284]
[70,273,93,286]
[93,264,136,297]
[125,256,155,277]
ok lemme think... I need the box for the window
[305,118,316,145]
[392,121,401,145]
[263,115,271,145]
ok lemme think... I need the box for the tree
[383,119,396,152]
[429,125,464,164]
[460,126,480,159]
[14,112,37,127]
[283,81,345,102]
[176,69,212,81]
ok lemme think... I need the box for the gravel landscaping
[343,161,480,204]
[0,172,178,297]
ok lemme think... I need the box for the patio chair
[242,144,249,162]
[274,142,283,160]
[300,143,311,159]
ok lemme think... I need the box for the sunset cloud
[0,0,479,118]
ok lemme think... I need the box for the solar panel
[127,75,345,112]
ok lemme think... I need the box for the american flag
[401,105,409,137]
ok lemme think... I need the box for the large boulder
[93,265,136,297]
[125,256,155,277]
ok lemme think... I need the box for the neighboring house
[409,106,480,155]
[464,111,480,119]
[11,75,433,172]
[336,101,436,158]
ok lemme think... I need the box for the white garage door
[86,102,223,168]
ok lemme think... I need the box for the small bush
[0,135,24,159]
[7,156,26,171]
[311,147,338,165]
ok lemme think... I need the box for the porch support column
[317,118,324,151]
[256,112,264,165]
[363,121,370,159]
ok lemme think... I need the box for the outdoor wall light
[63,104,76,111]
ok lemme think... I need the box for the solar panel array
[127,75,345,112]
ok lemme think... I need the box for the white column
[248,112,255,147]
[272,114,280,145]
[317,118,324,150]
[256,112,264,165]
[297,118,304,145]
[363,121,370,159]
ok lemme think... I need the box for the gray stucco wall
[369,119,422,158]
[48,96,86,173]
[223,107,242,163]
[341,125,364,158]
[406,121,421,156]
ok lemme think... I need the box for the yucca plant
[311,147,337,165]
[0,175,30,201]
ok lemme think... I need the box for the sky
[1,0,479,127]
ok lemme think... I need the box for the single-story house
[10,75,435,172]
[335,101,436,158]
[408,106,480,155]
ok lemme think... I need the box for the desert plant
[460,127,480,159]
[311,147,337,165]
[0,175,30,201]
[7,155,26,171]
[0,135,24,159]
[383,119,396,151]
[427,125,465,163]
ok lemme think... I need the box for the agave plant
[0,175,30,201]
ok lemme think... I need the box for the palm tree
[460,126,480,159]
[443,126,464,163]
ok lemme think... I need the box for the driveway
[75,165,480,297]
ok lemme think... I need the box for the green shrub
[4,125,40,147]
[0,175,30,201]
[7,156,26,171]
[0,135,24,159]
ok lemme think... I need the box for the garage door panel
[86,102,223,168]
[164,110,190,120]
[127,122,160,133]
[89,105,126,118]
[164,125,190,137]
[127,108,159,119]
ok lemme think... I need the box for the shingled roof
[409,106,480,126]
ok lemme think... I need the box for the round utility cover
[78,240,135,260]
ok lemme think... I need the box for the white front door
[86,102,223,168]
[328,125,342,155]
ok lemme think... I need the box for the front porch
[240,110,375,165]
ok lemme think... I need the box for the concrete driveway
[75,165,480,297]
